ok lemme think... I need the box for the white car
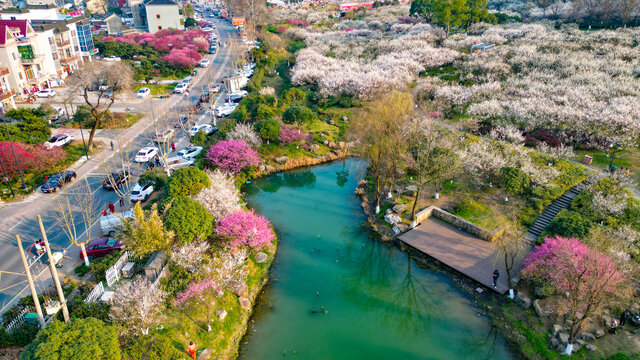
[188,124,217,136]
[215,104,237,117]
[174,82,188,94]
[130,182,154,202]
[35,89,56,98]
[152,129,175,143]
[176,146,203,159]
[134,146,159,162]
[104,56,121,62]
[199,59,211,67]
[162,156,195,173]
[202,27,214,32]
[44,133,73,149]
[229,90,248,101]
[136,87,151,98]
[182,76,192,84]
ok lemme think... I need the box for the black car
[102,170,130,190]
[41,171,76,193]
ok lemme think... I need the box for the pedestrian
[110,140,114,151]
[119,196,124,209]
[102,210,108,216]
[187,341,197,360]
[620,310,628,327]
[35,239,45,255]
[171,141,176,152]
[609,318,619,334]
[108,202,115,214]
[492,269,500,289]
[155,156,161,167]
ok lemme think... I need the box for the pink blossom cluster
[175,278,219,306]
[278,126,307,145]
[198,21,211,27]
[160,48,202,68]
[205,140,260,174]
[277,26,289,33]
[0,142,66,179]
[286,18,310,27]
[216,210,275,250]
[101,29,208,59]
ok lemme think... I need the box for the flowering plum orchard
[205,140,260,174]
[216,210,276,250]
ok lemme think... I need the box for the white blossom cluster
[171,241,210,273]
[226,123,262,148]
[110,277,166,335]
[193,170,242,220]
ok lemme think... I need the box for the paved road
[0,17,242,315]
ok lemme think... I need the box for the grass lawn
[572,147,640,185]
[135,83,177,96]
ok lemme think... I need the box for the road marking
[8,220,23,231]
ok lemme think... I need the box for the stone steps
[525,184,586,244]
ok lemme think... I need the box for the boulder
[231,280,249,298]
[549,336,559,349]
[239,297,251,311]
[593,329,605,338]
[516,292,532,309]
[585,344,597,352]
[328,142,339,149]
[551,324,563,336]
[338,141,345,149]
[405,185,418,196]
[309,144,320,152]
[575,339,586,346]
[275,156,289,164]
[216,309,227,321]
[602,315,612,328]
[533,300,549,317]
[384,213,401,224]
[255,252,268,263]
[554,344,565,353]
[571,343,582,354]
[534,286,544,298]
[580,332,595,342]
[392,204,407,213]
[385,208,393,215]
[558,332,569,345]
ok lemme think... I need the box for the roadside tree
[121,203,174,257]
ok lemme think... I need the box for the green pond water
[241,159,512,360]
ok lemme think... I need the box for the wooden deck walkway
[398,217,511,294]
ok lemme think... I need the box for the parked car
[80,237,123,259]
[215,103,237,117]
[136,87,151,98]
[41,171,76,193]
[176,146,203,159]
[43,133,73,149]
[188,124,217,136]
[103,88,115,98]
[47,106,65,124]
[162,156,195,173]
[172,116,189,128]
[35,89,56,98]
[104,56,121,62]
[100,210,133,236]
[199,59,211,67]
[174,82,188,94]
[209,84,222,93]
[102,170,130,190]
[130,182,154,202]
[229,90,248,102]
[152,129,175,143]
[208,47,217,54]
[134,146,158,162]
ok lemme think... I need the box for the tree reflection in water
[283,170,316,188]
[457,323,502,360]
[336,161,349,187]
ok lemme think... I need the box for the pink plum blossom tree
[205,140,260,174]
[175,278,221,332]
[216,210,275,250]
[278,126,308,145]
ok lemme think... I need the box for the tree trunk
[375,176,382,214]
[504,251,512,289]
[80,243,90,266]
[387,182,393,199]
[410,186,421,227]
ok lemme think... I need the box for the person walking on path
[492,269,500,289]
[119,196,124,209]
[171,141,176,152]
[108,202,115,214]
[187,341,197,360]
[110,140,114,151]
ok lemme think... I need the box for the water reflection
[336,160,349,187]
[283,170,316,188]
[458,324,502,360]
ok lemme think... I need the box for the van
[100,210,134,236]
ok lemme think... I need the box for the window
[12,53,16,60]
[158,26,162,30]
[156,14,161,19]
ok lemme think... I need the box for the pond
[241,159,512,360]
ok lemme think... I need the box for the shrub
[0,142,66,180]
[255,104,277,120]
[161,263,196,296]
[216,210,275,250]
[282,87,306,106]
[254,119,281,142]
[0,323,39,348]
[205,140,260,174]
[279,126,308,145]
[282,106,315,125]
[502,167,530,195]
[122,335,184,360]
[1,108,51,144]
[138,167,168,189]
[163,196,214,243]
[545,209,592,240]
[168,166,210,197]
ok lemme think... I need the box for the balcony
[0,89,15,100]
[0,67,8,76]
[20,54,46,65]
[56,39,71,48]
[60,54,77,64]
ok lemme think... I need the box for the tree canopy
[168,166,211,197]
[121,203,174,257]
[163,196,214,243]
[409,0,495,34]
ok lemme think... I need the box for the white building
[144,0,182,33]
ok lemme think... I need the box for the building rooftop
[144,0,178,5]
[0,19,28,45]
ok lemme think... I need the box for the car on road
[103,56,121,62]
[134,146,159,162]
[182,76,192,84]
[136,87,151,98]
[208,47,216,54]
[103,88,116,98]
[79,237,123,259]
[188,124,217,136]
[202,27,214,32]
[35,89,56,98]
[102,170,130,190]
[172,116,189,128]
[209,84,222,93]
[43,133,73,149]
[215,103,238,117]
[174,82,188,94]
[162,156,195,173]
[176,146,203,159]
[100,209,133,236]
[41,171,76,193]
[130,182,154,202]
[199,59,211,67]
[152,129,175,143]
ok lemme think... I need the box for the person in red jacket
[187,341,197,360]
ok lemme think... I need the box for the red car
[80,237,122,259]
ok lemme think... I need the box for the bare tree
[68,61,132,150]
[534,0,555,16]
[53,178,101,266]
[492,222,527,290]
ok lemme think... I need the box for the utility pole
[37,215,69,323]
[16,234,46,328]
[0,155,15,197]
[2,119,26,190]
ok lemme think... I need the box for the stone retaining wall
[414,205,503,242]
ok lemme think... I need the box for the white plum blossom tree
[193,170,242,220]
[110,277,166,335]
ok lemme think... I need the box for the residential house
[144,0,182,33]
[26,0,65,7]
[0,66,16,111]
